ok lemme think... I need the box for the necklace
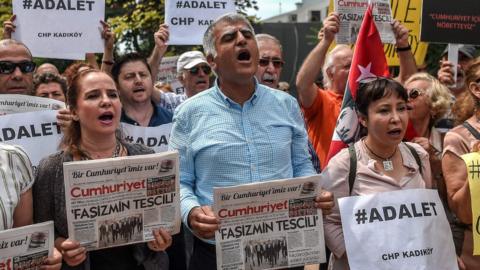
[82,141,122,160]
[363,141,397,171]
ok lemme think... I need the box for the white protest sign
[0,94,65,115]
[165,0,236,45]
[12,0,105,60]
[0,110,62,174]
[156,55,185,95]
[121,123,172,153]
[338,189,458,270]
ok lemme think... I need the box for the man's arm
[296,13,339,108]
[148,24,169,82]
[100,20,115,74]
[2,14,15,39]
[392,20,417,83]
[289,99,316,177]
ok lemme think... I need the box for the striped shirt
[169,80,316,233]
[0,144,34,230]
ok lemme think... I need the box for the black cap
[442,44,477,59]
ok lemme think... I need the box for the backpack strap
[348,144,357,195]
[463,121,480,140]
[405,143,423,176]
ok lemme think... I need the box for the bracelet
[396,45,411,52]
[102,60,114,65]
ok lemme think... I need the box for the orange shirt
[302,88,343,168]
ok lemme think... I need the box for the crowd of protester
[0,8,479,270]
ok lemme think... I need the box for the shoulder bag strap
[348,144,357,195]
[405,143,423,176]
[463,121,480,140]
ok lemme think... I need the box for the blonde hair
[405,72,452,123]
[452,57,480,125]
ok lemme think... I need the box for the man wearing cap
[177,51,211,98]
[434,45,477,134]
[437,44,477,97]
[154,51,211,114]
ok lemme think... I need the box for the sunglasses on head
[0,61,36,75]
[189,65,211,75]
[259,58,284,69]
[408,88,425,100]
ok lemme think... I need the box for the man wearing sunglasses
[176,51,211,98]
[0,39,36,95]
[255,34,284,90]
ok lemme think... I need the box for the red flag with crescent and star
[325,4,397,164]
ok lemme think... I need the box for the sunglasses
[0,61,36,75]
[259,58,284,69]
[189,65,211,75]
[408,88,425,100]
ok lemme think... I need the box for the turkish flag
[325,4,390,164]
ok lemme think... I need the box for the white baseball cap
[177,51,208,73]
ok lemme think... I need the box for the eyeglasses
[408,88,425,100]
[258,58,284,69]
[0,61,36,75]
[189,65,211,75]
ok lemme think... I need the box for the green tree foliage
[0,0,12,38]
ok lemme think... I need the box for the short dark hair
[355,77,408,117]
[33,72,67,95]
[111,52,152,84]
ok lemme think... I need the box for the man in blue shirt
[169,13,333,270]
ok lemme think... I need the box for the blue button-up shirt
[169,79,315,229]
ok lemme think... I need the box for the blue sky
[246,0,297,20]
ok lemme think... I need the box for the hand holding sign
[154,24,170,50]
[322,12,340,44]
[391,19,409,48]
[100,20,114,52]
[165,0,236,45]
[2,14,16,39]
[12,0,105,59]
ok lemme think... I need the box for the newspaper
[63,151,180,251]
[0,221,54,270]
[214,175,326,270]
[0,94,65,115]
[334,0,395,44]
